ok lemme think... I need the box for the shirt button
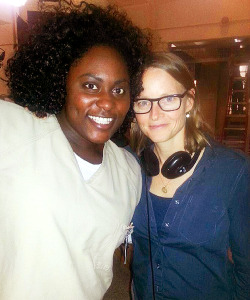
[156,264,160,269]
[165,222,170,227]
[175,200,180,205]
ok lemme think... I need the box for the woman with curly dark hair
[0,1,150,299]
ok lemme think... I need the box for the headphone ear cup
[161,151,191,179]
[141,147,160,176]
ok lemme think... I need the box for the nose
[96,92,115,111]
[150,102,161,121]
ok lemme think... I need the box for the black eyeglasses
[133,90,188,114]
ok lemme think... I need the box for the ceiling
[167,37,250,64]
[1,0,249,65]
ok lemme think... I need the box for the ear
[185,88,195,113]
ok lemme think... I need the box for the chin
[87,134,111,145]
[148,133,170,144]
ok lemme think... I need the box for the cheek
[169,111,187,132]
[117,100,130,116]
[66,99,80,117]
[168,107,186,122]
[66,92,88,111]
[135,115,147,127]
[135,115,150,134]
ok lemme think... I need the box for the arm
[228,159,250,300]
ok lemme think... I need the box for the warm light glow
[234,38,242,43]
[170,43,176,48]
[194,41,205,46]
[239,65,248,78]
[0,0,27,6]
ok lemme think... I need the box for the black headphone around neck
[140,146,201,179]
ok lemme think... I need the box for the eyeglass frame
[133,90,189,114]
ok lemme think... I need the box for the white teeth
[89,115,113,125]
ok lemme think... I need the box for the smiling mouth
[89,115,114,125]
[150,123,167,129]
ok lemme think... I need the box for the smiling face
[136,67,194,148]
[58,46,130,152]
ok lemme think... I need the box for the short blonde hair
[130,52,210,155]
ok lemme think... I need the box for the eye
[113,87,125,95]
[165,96,175,102]
[137,100,150,107]
[84,83,98,90]
[160,96,178,105]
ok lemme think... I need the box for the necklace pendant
[162,186,168,193]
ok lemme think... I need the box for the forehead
[68,46,129,79]
[140,67,184,98]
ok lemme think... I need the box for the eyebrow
[79,73,129,85]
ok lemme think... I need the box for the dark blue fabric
[132,143,250,300]
[150,192,172,233]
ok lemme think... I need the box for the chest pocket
[178,194,226,245]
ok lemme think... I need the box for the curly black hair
[6,0,151,126]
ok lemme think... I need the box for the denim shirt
[132,144,250,300]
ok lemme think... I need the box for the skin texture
[57,46,130,163]
[136,67,194,156]
[136,67,200,197]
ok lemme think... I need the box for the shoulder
[106,141,142,184]
[203,142,249,184]
[106,141,141,174]
[0,99,41,125]
[0,99,32,140]
[210,141,249,167]
[0,98,25,115]
[105,141,142,203]
[0,99,59,156]
[0,98,59,127]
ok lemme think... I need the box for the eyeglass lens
[133,96,181,113]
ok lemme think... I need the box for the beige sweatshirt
[0,100,141,300]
